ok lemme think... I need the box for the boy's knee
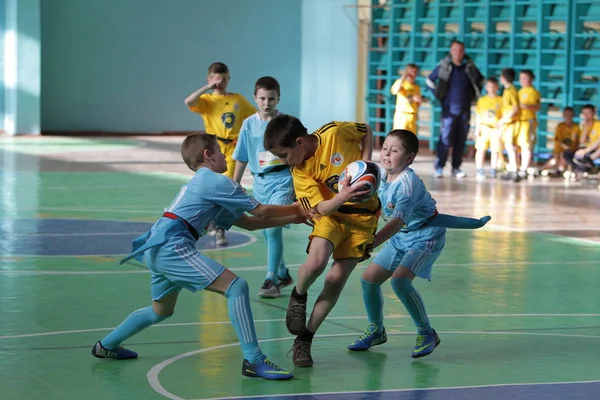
[390,277,412,294]
[225,276,249,298]
[149,305,173,321]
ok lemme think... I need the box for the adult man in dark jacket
[427,40,484,178]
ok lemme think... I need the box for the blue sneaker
[91,341,138,359]
[348,323,388,351]
[242,358,293,380]
[411,330,441,359]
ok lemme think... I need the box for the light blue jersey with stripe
[379,167,437,231]
[233,112,287,174]
[164,167,259,235]
[120,167,258,265]
[374,167,445,280]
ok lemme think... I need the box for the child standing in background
[391,64,422,134]
[232,77,295,298]
[185,62,256,246]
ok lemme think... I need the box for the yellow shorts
[517,119,537,149]
[308,215,376,260]
[475,125,501,152]
[393,112,417,134]
[216,139,237,179]
[501,121,520,146]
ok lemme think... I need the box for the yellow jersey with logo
[476,95,502,127]
[293,121,380,228]
[554,122,581,151]
[392,79,421,114]
[518,86,541,121]
[189,93,256,140]
[502,85,520,122]
[581,120,600,145]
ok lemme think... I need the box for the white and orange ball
[338,161,381,203]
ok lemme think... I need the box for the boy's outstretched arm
[248,203,302,219]
[233,213,308,231]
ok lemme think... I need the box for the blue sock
[390,277,432,335]
[264,227,284,281]
[101,306,169,350]
[429,213,491,229]
[225,277,265,364]
[361,279,384,333]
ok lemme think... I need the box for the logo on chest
[330,153,344,166]
[222,112,235,129]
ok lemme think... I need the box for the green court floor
[2,136,600,400]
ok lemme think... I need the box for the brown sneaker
[286,292,307,335]
[291,338,313,367]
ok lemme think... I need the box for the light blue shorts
[373,226,446,280]
[145,239,226,301]
[252,170,294,205]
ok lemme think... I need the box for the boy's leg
[257,174,295,297]
[292,257,359,367]
[92,273,179,359]
[258,227,285,298]
[501,123,520,180]
[391,228,445,358]
[348,248,395,351]
[206,268,292,380]
[286,216,341,335]
[291,222,375,366]
[286,237,334,335]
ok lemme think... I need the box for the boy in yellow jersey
[541,107,580,176]
[517,70,542,177]
[497,68,522,182]
[566,104,600,172]
[264,116,378,368]
[474,78,502,180]
[185,62,256,245]
[391,64,422,133]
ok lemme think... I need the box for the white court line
[1,259,598,276]
[3,313,600,340]
[207,380,600,400]
[146,331,600,400]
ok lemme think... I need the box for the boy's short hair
[406,63,419,70]
[387,129,419,158]
[264,114,308,153]
[486,77,499,85]
[208,62,229,75]
[450,39,465,48]
[181,132,219,171]
[563,106,575,114]
[501,68,516,82]
[520,69,535,80]
[254,76,281,97]
[582,104,596,113]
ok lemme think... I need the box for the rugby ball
[338,161,381,203]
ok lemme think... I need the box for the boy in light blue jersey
[91,133,306,380]
[233,77,294,298]
[348,129,490,359]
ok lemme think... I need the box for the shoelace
[355,324,378,342]
[263,359,284,371]
[415,334,427,347]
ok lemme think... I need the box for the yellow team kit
[293,122,381,260]
[189,93,255,177]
